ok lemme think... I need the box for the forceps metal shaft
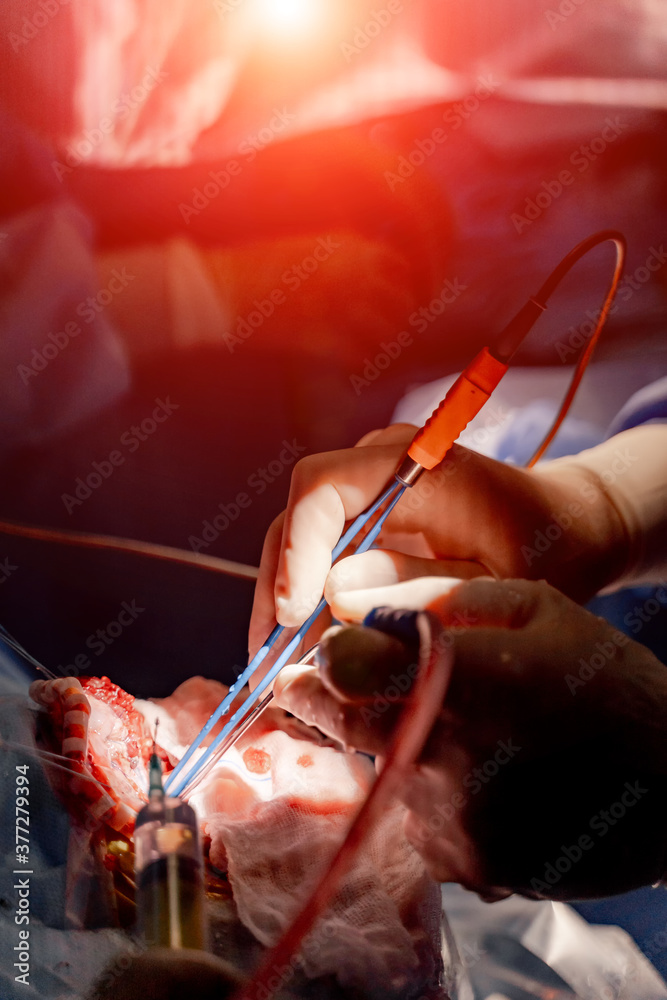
[180,645,320,800]
[167,481,405,797]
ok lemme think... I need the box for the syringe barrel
[134,796,208,950]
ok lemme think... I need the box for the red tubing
[233,612,453,1000]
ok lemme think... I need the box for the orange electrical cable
[407,231,626,473]
[0,518,259,581]
[525,232,626,466]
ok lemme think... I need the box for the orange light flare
[253,0,333,42]
[226,0,363,110]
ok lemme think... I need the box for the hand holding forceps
[165,230,626,800]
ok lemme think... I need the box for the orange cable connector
[407,346,508,470]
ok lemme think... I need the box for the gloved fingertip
[311,624,345,670]
[319,624,418,701]
[313,643,329,670]
[272,662,313,704]
[275,595,311,628]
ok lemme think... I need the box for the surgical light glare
[255,0,327,37]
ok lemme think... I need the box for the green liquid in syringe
[137,853,207,949]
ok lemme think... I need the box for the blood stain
[242,746,271,774]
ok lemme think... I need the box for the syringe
[134,723,208,950]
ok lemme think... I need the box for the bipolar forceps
[166,344,510,798]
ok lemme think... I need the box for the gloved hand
[249,422,639,657]
[273,577,667,900]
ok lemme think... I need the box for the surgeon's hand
[273,577,667,900]
[249,424,631,658]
